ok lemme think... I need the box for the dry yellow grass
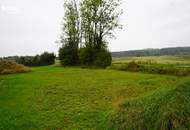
[0,60,31,74]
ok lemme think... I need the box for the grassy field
[0,57,190,129]
[113,56,190,65]
[110,56,190,76]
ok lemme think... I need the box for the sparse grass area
[109,62,190,76]
[0,60,31,74]
[113,56,190,65]
[110,56,190,76]
[0,63,189,129]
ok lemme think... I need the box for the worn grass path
[0,65,186,129]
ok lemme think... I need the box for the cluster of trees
[59,0,122,68]
[112,47,190,57]
[3,52,56,66]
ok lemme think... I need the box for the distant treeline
[112,47,190,57]
[2,52,56,66]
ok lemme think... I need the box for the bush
[108,62,142,71]
[59,42,112,68]
[79,47,96,66]
[59,45,79,66]
[79,47,112,68]
[0,60,31,74]
[94,49,112,68]
[40,52,56,66]
[127,61,141,71]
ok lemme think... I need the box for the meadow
[110,56,190,76]
[113,55,190,65]
[0,56,190,129]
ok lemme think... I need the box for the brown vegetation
[0,60,31,74]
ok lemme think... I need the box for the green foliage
[59,45,79,66]
[59,0,121,67]
[79,0,121,67]
[79,47,96,65]
[59,0,80,66]
[16,52,55,66]
[80,0,122,48]
[40,52,56,66]
[109,81,190,130]
[94,49,112,68]
[79,47,112,68]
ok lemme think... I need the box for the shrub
[59,45,79,66]
[0,60,31,74]
[108,62,142,71]
[79,47,112,68]
[40,52,56,66]
[94,49,112,68]
[79,46,96,66]
[127,61,142,71]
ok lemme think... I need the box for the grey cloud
[0,0,190,56]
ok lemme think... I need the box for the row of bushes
[3,52,56,66]
[108,61,190,76]
[59,46,112,68]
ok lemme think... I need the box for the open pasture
[0,63,189,129]
[113,56,190,65]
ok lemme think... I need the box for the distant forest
[112,47,190,57]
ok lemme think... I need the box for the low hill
[112,47,190,57]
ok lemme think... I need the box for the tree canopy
[59,0,122,67]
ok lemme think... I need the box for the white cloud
[0,5,20,14]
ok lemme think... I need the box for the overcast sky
[0,0,190,56]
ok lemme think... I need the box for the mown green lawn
[0,65,188,129]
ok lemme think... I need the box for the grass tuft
[109,81,190,130]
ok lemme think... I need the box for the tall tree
[59,0,80,66]
[80,0,122,49]
[59,0,122,67]
[79,0,122,66]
